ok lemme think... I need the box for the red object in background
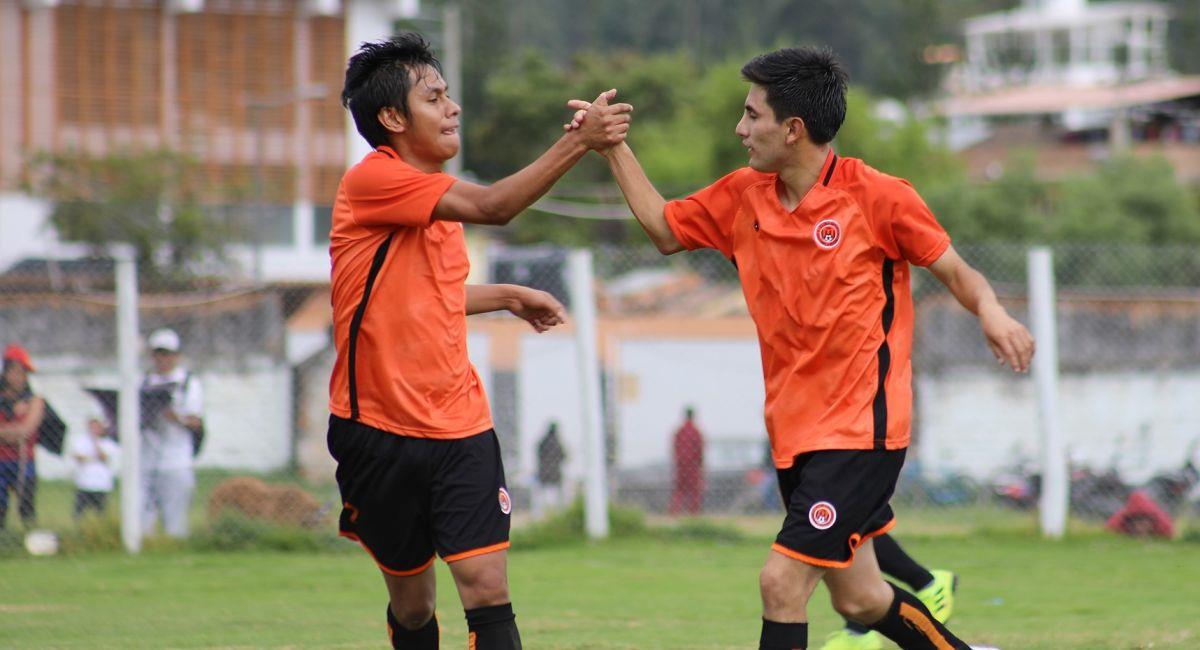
[670,418,704,515]
[1106,490,1175,538]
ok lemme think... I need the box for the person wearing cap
[0,344,46,529]
[140,328,204,538]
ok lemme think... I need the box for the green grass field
[2,528,1198,649]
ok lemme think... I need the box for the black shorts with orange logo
[327,415,511,575]
[773,448,906,568]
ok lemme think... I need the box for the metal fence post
[1029,246,1067,538]
[568,249,609,539]
[114,245,142,553]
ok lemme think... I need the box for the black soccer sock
[386,604,438,649]
[868,583,969,649]
[760,619,807,650]
[873,533,934,591]
[465,602,522,650]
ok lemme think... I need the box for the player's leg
[447,549,521,649]
[382,564,439,648]
[759,548,825,649]
[328,416,440,649]
[433,429,520,650]
[819,531,956,649]
[873,533,957,623]
[825,538,969,649]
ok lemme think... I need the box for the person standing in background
[670,406,705,516]
[70,406,119,521]
[140,328,204,538]
[0,345,45,530]
[534,421,566,518]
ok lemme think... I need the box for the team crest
[808,501,837,530]
[813,219,842,250]
[498,487,512,515]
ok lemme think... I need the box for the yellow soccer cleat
[916,569,958,624]
[818,629,884,650]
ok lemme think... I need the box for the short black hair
[341,33,442,148]
[740,46,848,144]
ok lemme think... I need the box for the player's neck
[775,144,832,212]
[387,138,445,174]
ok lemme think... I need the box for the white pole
[441,1,463,177]
[114,246,143,553]
[1029,246,1067,538]
[568,249,609,539]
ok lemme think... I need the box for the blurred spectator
[0,344,46,529]
[534,421,566,518]
[670,406,705,515]
[70,405,119,521]
[140,329,204,538]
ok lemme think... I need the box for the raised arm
[433,90,632,226]
[927,245,1035,372]
[603,142,684,255]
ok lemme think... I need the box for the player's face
[735,85,789,173]
[399,67,461,164]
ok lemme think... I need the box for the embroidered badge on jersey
[808,501,837,530]
[498,487,512,515]
[813,219,842,250]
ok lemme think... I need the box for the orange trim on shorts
[443,541,510,563]
[898,602,955,650]
[772,516,898,568]
[340,530,435,577]
[468,631,477,650]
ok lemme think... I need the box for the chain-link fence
[2,241,1199,555]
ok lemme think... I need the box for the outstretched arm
[433,90,632,226]
[602,143,684,255]
[927,246,1035,372]
[466,284,567,333]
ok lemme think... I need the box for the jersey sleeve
[343,157,457,228]
[663,168,758,257]
[874,178,951,267]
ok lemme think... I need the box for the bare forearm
[945,264,1001,317]
[605,143,681,254]
[466,284,521,315]
[482,134,590,224]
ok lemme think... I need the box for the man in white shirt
[140,328,204,538]
[70,408,119,520]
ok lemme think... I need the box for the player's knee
[391,598,436,630]
[455,563,510,606]
[830,583,891,623]
[758,564,791,605]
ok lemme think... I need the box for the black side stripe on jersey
[348,231,396,420]
[822,154,838,186]
[871,258,896,449]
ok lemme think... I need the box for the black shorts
[773,448,906,568]
[327,415,511,575]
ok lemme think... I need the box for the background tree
[24,149,238,280]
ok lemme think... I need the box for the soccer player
[329,34,631,650]
[820,533,957,649]
[573,46,1032,649]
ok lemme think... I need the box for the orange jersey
[328,146,493,438]
[664,150,950,467]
